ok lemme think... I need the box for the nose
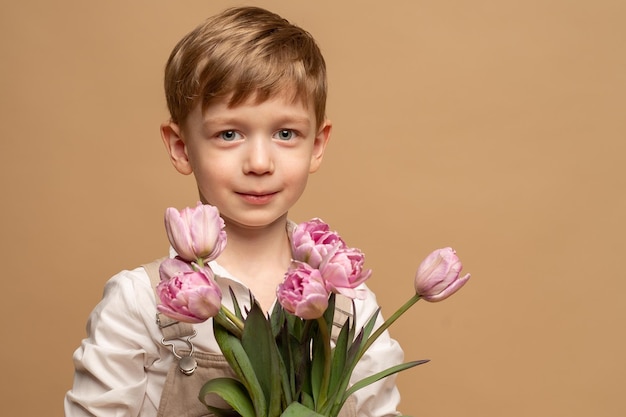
[243,138,274,175]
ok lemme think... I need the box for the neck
[216,214,293,278]
[215,214,293,310]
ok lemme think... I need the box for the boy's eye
[274,129,295,141]
[219,130,241,141]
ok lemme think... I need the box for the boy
[65,6,404,417]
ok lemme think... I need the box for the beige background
[1,0,624,416]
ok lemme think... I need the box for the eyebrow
[274,115,312,126]
[203,114,312,128]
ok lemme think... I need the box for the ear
[160,120,193,175]
[309,119,332,173]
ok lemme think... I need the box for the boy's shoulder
[96,262,159,319]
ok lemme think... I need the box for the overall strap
[143,257,199,375]
[332,295,354,341]
[142,258,196,340]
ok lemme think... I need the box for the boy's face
[161,92,331,229]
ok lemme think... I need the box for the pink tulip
[157,258,223,323]
[291,218,345,269]
[414,247,470,302]
[277,261,330,320]
[320,246,371,300]
[164,202,227,262]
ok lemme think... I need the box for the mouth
[236,191,278,204]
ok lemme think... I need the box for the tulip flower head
[157,257,223,323]
[291,218,345,269]
[277,261,330,320]
[414,247,470,302]
[320,246,371,300]
[164,202,227,262]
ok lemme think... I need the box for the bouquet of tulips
[156,203,470,417]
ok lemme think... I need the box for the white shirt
[64,258,404,417]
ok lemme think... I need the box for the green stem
[214,309,243,339]
[221,305,245,331]
[358,293,421,362]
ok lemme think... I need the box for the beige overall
[143,259,357,417]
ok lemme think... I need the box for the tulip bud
[414,247,470,302]
[157,258,223,323]
[164,202,227,262]
[277,261,330,320]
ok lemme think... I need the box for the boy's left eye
[273,130,295,141]
[219,130,242,141]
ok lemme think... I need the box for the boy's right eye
[219,130,242,141]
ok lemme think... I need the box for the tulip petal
[422,273,471,302]
[157,304,206,324]
[165,208,195,261]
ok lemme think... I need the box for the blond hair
[164,7,327,128]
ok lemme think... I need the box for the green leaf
[199,377,255,417]
[280,401,326,417]
[287,312,305,340]
[228,286,244,321]
[268,314,294,408]
[275,337,293,410]
[357,308,381,351]
[345,360,429,398]
[242,302,287,417]
[347,299,357,345]
[270,299,286,337]
[309,325,325,406]
[325,308,381,416]
[322,293,337,335]
[202,405,241,417]
[299,392,315,412]
[345,307,380,368]
[242,304,274,402]
[291,320,314,401]
[214,319,268,417]
[321,317,350,412]
[275,319,296,400]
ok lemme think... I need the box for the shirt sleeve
[64,268,164,417]
[350,284,405,417]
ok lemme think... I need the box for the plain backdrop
[1,1,625,416]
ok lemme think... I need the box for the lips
[236,191,278,204]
